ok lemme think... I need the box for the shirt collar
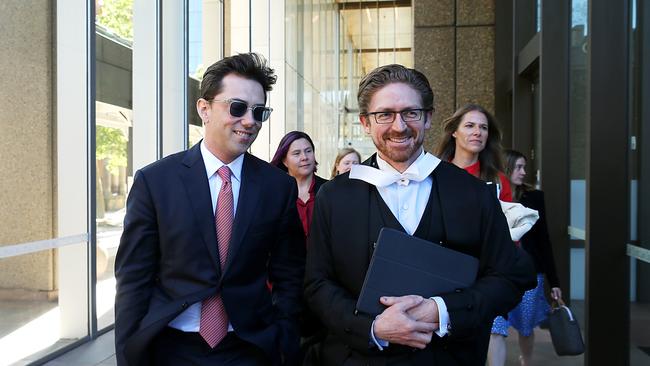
[350,150,441,187]
[200,140,244,183]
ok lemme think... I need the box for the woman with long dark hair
[436,103,512,201]
[504,149,562,366]
[436,104,513,365]
[271,131,327,238]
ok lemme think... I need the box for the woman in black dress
[503,149,563,366]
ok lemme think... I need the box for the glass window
[0,244,89,364]
[628,0,650,363]
[187,0,223,148]
[95,0,135,330]
[1,2,90,363]
[338,1,413,160]
[536,0,542,32]
[568,0,588,290]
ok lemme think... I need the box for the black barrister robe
[304,154,536,365]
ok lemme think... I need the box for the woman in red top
[271,131,328,362]
[436,103,512,201]
[436,104,513,366]
[271,131,328,238]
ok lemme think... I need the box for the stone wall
[0,1,56,298]
[414,0,495,152]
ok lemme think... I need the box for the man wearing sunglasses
[304,64,535,365]
[115,53,305,366]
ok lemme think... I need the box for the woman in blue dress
[502,149,563,366]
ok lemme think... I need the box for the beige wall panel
[0,1,55,291]
[0,254,54,291]
[456,0,495,25]
[414,27,455,153]
[456,26,495,113]
[414,0,455,27]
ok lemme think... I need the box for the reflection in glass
[568,0,588,306]
[0,244,89,364]
[628,0,650,363]
[188,0,223,148]
[284,0,340,171]
[95,0,134,331]
[338,2,413,160]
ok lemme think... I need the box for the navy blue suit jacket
[114,142,305,365]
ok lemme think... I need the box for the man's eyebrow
[372,106,421,111]
[230,97,263,105]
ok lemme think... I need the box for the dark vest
[369,171,447,249]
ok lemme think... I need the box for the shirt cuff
[370,319,389,350]
[431,296,450,337]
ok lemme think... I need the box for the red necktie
[199,166,233,348]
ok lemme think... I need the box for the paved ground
[41,328,580,366]
[40,324,650,366]
[3,300,647,365]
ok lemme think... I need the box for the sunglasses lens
[229,101,248,117]
[253,106,271,122]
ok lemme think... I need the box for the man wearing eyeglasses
[115,53,305,366]
[304,64,535,365]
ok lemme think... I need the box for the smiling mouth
[387,136,411,143]
[234,130,253,138]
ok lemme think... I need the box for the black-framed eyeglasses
[361,108,432,124]
[210,98,273,122]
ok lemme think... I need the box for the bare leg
[518,332,535,366]
[487,334,507,366]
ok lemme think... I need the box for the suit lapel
[180,143,221,277]
[223,153,260,276]
[363,154,390,261]
[432,164,452,243]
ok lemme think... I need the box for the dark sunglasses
[210,98,273,122]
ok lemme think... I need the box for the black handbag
[548,301,585,356]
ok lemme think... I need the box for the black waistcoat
[369,170,447,248]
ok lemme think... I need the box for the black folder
[356,228,480,316]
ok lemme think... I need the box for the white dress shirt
[167,141,244,332]
[349,151,450,349]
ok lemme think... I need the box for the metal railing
[0,234,89,259]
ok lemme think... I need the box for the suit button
[181,302,188,309]
[455,288,462,293]
[467,304,473,310]
[344,327,351,333]
[354,309,359,316]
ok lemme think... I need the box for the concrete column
[0,1,55,299]
[57,0,90,338]
[132,0,161,170]
[414,0,495,151]
[162,0,188,156]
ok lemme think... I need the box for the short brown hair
[200,53,277,103]
[357,64,434,114]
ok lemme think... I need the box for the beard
[373,128,424,166]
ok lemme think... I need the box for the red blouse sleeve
[498,173,513,202]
